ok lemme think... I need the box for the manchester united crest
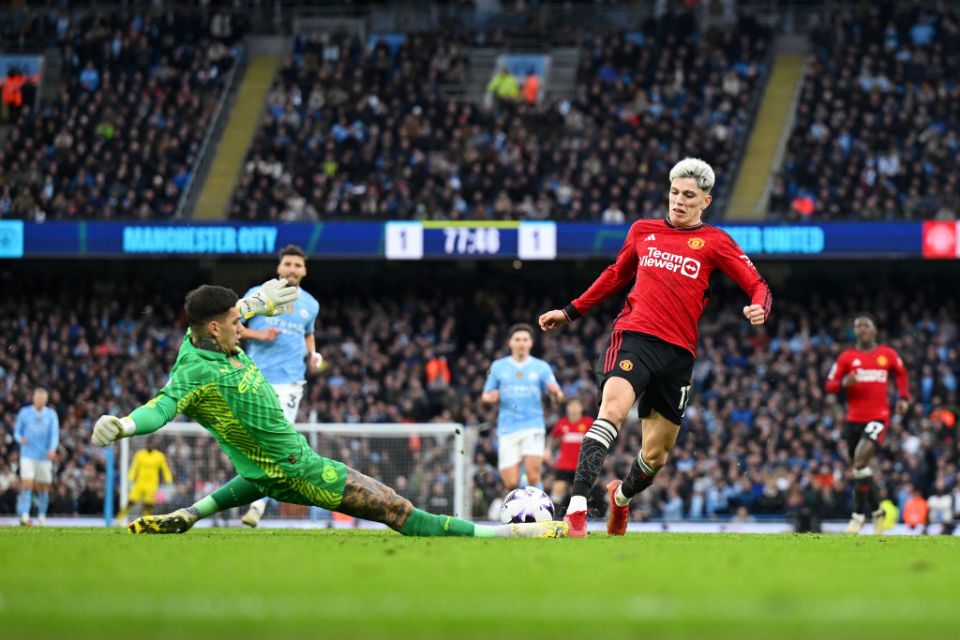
[877,355,888,367]
[619,359,634,372]
[688,238,705,250]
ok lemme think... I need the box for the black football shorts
[843,420,888,459]
[595,330,694,425]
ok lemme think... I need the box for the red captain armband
[563,304,582,322]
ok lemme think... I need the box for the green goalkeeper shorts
[257,452,347,510]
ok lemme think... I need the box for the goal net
[116,423,472,524]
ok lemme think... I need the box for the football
[499,486,555,524]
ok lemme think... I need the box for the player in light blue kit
[482,324,563,492]
[239,245,322,527]
[14,388,60,526]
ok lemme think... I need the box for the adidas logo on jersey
[644,234,656,241]
[852,359,862,366]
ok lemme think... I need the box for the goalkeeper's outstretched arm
[91,394,179,447]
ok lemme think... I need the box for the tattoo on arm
[339,467,413,531]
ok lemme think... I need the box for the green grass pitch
[1,528,958,639]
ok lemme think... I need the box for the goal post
[116,423,473,521]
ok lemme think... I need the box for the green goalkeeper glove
[236,278,299,319]
[91,415,136,447]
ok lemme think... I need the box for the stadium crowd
[1,270,958,529]
[0,8,245,221]
[6,5,958,224]
[769,3,960,221]
[229,13,770,222]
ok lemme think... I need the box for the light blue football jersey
[14,405,59,461]
[243,286,320,384]
[483,356,558,435]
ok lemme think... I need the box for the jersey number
[678,385,692,412]
[864,421,884,441]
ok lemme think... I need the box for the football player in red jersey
[547,398,593,508]
[825,314,910,534]
[539,158,771,537]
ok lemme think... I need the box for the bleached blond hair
[669,157,715,194]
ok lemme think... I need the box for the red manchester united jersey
[825,346,910,423]
[551,416,592,471]
[565,219,771,356]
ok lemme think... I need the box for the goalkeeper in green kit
[91,280,568,538]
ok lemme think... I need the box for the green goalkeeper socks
[395,511,560,538]
[398,508,476,537]
[396,508,556,538]
[192,476,264,518]
[193,496,220,519]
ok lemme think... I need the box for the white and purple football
[499,486,556,524]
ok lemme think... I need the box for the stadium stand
[0,8,246,221]
[2,271,956,525]
[0,9,57,53]
[768,4,960,221]
[229,13,771,222]
[228,29,473,221]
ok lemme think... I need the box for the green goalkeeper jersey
[133,330,345,509]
